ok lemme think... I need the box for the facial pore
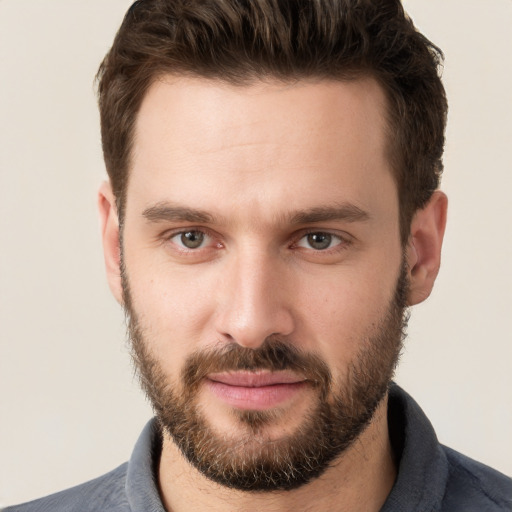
[123,259,409,492]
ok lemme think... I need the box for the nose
[213,249,295,349]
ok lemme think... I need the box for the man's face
[120,77,406,490]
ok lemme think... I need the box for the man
[4,0,511,511]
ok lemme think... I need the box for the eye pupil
[307,233,332,250]
[181,231,204,249]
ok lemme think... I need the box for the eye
[296,232,343,251]
[170,230,209,249]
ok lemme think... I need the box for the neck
[158,395,396,512]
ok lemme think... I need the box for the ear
[98,181,124,305]
[405,190,448,306]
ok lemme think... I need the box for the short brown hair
[96,0,447,243]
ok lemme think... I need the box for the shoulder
[441,446,512,511]
[2,463,130,512]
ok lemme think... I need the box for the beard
[122,260,409,492]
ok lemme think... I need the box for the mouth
[205,371,309,410]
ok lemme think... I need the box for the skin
[99,76,447,511]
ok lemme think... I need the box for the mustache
[182,338,332,396]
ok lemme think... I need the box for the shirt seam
[447,457,507,507]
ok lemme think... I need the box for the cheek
[125,258,219,368]
[296,264,399,358]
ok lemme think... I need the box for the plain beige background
[1,0,511,507]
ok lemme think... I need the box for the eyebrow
[142,203,214,224]
[288,204,370,224]
[142,201,370,225]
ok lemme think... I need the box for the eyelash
[293,230,351,252]
[164,228,220,253]
[161,228,352,255]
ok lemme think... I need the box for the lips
[205,371,309,410]
[208,370,307,387]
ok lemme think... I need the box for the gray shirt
[4,384,512,511]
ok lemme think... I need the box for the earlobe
[98,181,124,305]
[406,190,448,306]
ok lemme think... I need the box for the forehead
[134,75,390,157]
[127,75,396,226]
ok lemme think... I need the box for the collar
[124,383,448,511]
[380,383,448,511]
